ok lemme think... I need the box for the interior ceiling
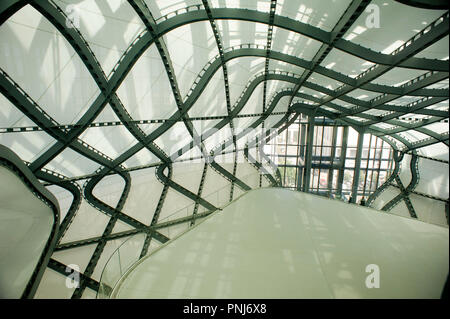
[0,0,448,298]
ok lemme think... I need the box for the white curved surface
[114,188,449,299]
[0,167,53,298]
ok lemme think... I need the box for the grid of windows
[266,116,394,203]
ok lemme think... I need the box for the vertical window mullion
[317,119,326,193]
[362,134,372,199]
[375,139,384,189]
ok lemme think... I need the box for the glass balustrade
[97,173,262,298]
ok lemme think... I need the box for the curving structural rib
[0,0,448,298]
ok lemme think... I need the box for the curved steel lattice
[0,0,448,298]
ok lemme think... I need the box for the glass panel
[265,121,395,197]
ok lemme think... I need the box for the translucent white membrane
[417,143,449,161]
[158,187,195,222]
[426,79,449,90]
[232,117,255,141]
[398,154,412,186]
[54,0,146,75]
[238,81,264,115]
[211,0,271,12]
[410,194,447,226]
[298,86,324,100]
[122,146,161,169]
[292,96,308,106]
[388,137,406,150]
[154,122,195,159]
[309,72,343,90]
[416,159,449,199]
[52,244,96,274]
[116,44,178,122]
[234,124,266,150]
[347,116,368,123]
[371,68,428,86]
[341,0,447,53]
[213,154,235,174]
[232,128,253,149]
[92,174,126,209]
[363,109,386,116]
[261,158,276,177]
[171,162,204,194]
[415,35,449,60]
[332,99,354,108]
[271,27,322,61]
[265,114,286,131]
[266,81,292,104]
[157,222,189,240]
[321,106,340,114]
[276,0,353,32]
[193,119,222,137]
[423,122,449,134]
[247,145,258,161]
[45,146,101,178]
[389,95,424,106]
[137,122,163,138]
[371,186,402,210]
[144,0,203,21]
[111,220,134,234]
[425,99,448,111]
[45,184,73,222]
[321,48,374,78]
[0,94,35,128]
[398,130,430,143]
[227,57,265,106]
[81,288,98,299]
[202,164,231,196]
[233,184,246,199]
[177,145,203,162]
[220,137,235,154]
[59,195,110,244]
[163,21,219,98]
[35,268,75,299]
[188,67,227,117]
[270,95,290,115]
[345,88,382,101]
[1,0,446,300]
[0,130,55,163]
[0,5,100,125]
[78,106,137,160]
[269,59,305,75]
[121,167,164,225]
[389,200,410,218]
[218,20,268,47]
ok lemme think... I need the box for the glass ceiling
[0,0,448,299]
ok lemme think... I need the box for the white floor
[114,188,449,298]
